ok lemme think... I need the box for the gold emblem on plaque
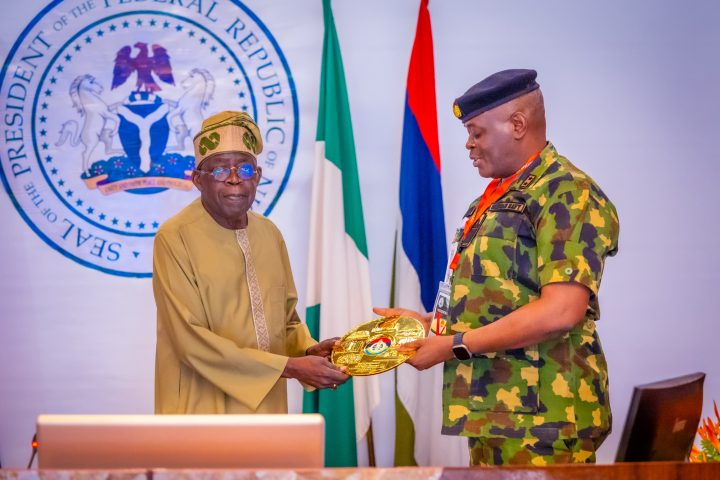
[332,315,425,376]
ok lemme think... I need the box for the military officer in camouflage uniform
[377,69,619,466]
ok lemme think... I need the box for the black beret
[453,69,539,122]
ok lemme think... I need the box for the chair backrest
[615,372,705,462]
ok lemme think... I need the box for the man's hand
[372,307,432,335]
[397,335,454,370]
[282,356,349,390]
[305,337,340,359]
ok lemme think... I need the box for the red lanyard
[449,149,542,271]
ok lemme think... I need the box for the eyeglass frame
[194,163,259,182]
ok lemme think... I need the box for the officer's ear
[510,111,528,140]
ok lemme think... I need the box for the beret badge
[453,103,462,119]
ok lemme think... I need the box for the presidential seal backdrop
[0,0,299,277]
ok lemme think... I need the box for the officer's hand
[372,307,432,335]
[397,335,454,370]
[282,356,349,390]
[306,337,341,359]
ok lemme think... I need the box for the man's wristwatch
[452,332,472,361]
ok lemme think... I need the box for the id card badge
[431,281,451,336]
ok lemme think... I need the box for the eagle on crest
[111,42,175,93]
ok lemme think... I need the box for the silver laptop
[37,414,324,469]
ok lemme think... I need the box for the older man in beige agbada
[154,111,348,414]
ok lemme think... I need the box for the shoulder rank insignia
[458,221,482,252]
[489,202,527,214]
[463,203,478,218]
[452,228,463,243]
[519,174,536,190]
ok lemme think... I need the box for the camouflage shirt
[442,142,619,443]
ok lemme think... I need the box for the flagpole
[367,423,376,466]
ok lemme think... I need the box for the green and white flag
[302,0,381,467]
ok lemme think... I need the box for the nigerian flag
[302,0,380,467]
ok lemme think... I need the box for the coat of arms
[56,41,214,195]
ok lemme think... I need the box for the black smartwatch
[452,332,472,360]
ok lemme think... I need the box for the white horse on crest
[167,68,215,151]
[56,74,119,175]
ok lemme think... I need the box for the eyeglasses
[195,164,256,182]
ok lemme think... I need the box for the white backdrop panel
[1,0,718,468]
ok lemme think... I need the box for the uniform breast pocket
[470,235,517,279]
[468,210,529,279]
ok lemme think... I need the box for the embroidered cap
[453,69,539,122]
[193,111,263,167]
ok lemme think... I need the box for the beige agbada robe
[153,198,316,414]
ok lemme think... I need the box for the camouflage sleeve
[535,181,619,296]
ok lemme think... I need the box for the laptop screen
[615,372,704,462]
[37,413,324,469]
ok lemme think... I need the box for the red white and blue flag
[393,0,468,466]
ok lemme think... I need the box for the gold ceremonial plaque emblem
[331,315,425,376]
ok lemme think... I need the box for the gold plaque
[331,315,425,376]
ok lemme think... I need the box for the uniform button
[564,267,573,275]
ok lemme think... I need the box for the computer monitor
[615,372,705,462]
[37,414,324,469]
